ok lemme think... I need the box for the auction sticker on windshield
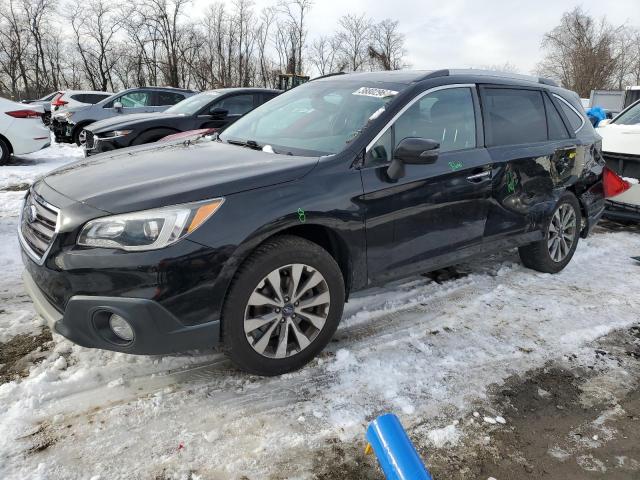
[352,87,398,98]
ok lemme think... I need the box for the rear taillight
[51,93,67,107]
[603,166,631,198]
[5,110,42,119]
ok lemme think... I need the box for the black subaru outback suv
[20,70,613,376]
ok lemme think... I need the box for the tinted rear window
[554,95,584,132]
[544,94,570,140]
[482,88,547,146]
[154,91,186,106]
[86,94,110,104]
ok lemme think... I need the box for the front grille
[602,151,640,179]
[20,193,59,262]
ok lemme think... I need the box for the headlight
[77,198,224,251]
[99,130,132,139]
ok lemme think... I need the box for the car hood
[88,113,184,133]
[597,123,640,156]
[43,140,319,214]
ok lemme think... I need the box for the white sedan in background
[598,99,640,222]
[0,96,50,165]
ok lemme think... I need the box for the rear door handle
[466,171,491,182]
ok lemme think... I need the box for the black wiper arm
[226,139,263,150]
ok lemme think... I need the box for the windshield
[220,80,401,156]
[614,100,640,126]
[166,91,221,115]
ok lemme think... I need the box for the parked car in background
[51,87,196,145]
[83,88,281,156]
[0,97,49,164]
[21,70,623,375]
[51,90,113,115]
[21,91,58,125]
[598,98,640,222]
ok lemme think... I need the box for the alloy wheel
[547,204,577,263]
[243,263,330,359]
[78,129,86,145]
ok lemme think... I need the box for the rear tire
[0,138,10,166]
[222,235,345,376]
[518,192,582,273]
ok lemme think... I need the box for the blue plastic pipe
[365,413,433,480]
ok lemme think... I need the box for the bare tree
[308,35,343,75]
[336,13,372,72]
[368,18,406,70]
[0,0,417,95]
[277,0,311,75]
[69,0,122,91]
[536,7,623,97]
[0,0,32,97]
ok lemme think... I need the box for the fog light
[109,314,134,342]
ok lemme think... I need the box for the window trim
[552,94,585,134]
[366,83,476,153]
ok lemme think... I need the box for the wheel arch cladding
[273,224,352,299]
[217,223,353,318]
[73,120,94,136]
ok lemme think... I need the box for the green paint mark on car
[448,161,463,171]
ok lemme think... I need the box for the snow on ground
[0,144,639,479]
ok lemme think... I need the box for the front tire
[0,138,10,165]
[222,235,345,376]
[518,192,582,273]
[73,124,90,146]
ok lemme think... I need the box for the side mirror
[387,138,440,180]
[209,107,228,118]
[598,119,611,127]
[114,101,123,112]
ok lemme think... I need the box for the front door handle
[466,171,491,182]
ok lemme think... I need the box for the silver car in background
[51,86,197,145]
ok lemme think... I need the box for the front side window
[220,80,402,156]
[613,101,640,126]
[366,87,477,165]
[482,88,547,146]
[119,91,152,108]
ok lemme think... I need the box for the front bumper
[23,269,220,355]
[84,133,124,157]
[51,117,74,143]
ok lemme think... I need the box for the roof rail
[413,69,450,83]
[443,69,558,87]
[538,77,559,87]
[310,72,346,82]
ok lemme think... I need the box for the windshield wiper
[226,139,263,150]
